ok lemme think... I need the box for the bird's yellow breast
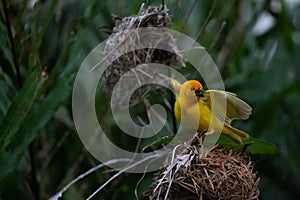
[175,98,211,131]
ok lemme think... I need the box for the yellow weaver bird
[172,80,252,144]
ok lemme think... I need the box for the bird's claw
[204,131,213,135]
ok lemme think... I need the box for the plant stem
[29,142,40,200]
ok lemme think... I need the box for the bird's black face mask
[195,88,205,97]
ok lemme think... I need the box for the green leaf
[0,77,71,182]
[0,20,15,70]
[142,135,175,153]
[0,69,44,182]
[0,69,42,149]
[0,149,23,181]
[143,133,280,155]
[246,138,281,155]
[218,134,281,155]
[0,70,16,120]
[23,78,71,142]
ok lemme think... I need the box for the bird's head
[180,80,205,100]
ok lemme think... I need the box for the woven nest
[101,4,185,105]
[144,136,260,200]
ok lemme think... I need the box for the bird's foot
[191,132,203,145]
[204,131,213,135]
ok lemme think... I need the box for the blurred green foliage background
[0,0,300,199]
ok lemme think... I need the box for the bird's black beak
[195,88,205,97]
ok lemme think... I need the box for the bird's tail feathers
[223,125,249,144]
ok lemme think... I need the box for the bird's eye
[190,87,194,91]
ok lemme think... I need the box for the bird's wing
[174,99,181,120]
[201,90,252,124]
[171,79,182,96]
[171,79,183,121]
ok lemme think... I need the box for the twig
[196,0,218,42]
[240,141,254,155]
[29,142,40,200]
[209,20,227,51]
[134,153,162,200]
[55,147,88,191]
[87,154,162,200]
[49,158,131,200]
[90,27,136,71]
[40,130,71,178]
[134,173,147,200]
[173,0,180,18]
[180,0,198,32]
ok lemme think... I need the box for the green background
[0,0,299,199]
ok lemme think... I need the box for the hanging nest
[144,136,260,200]
[101,3,185,105]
